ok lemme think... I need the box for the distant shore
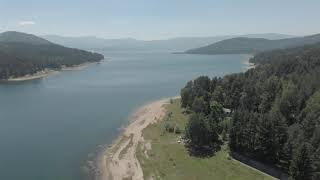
[95,97,178,180]
[60,62,94,71]
[243,60,256,69]
[2,61,99,82]
[5,69,58,82]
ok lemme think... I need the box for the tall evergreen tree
[289,143,313,180]
[185,113,219,148]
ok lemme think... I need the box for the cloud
[18,21,36,26]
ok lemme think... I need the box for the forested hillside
[181,43,320,180]
[185,33,320,55]
[0,31,104,79]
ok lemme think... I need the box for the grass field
[137,99,274,180]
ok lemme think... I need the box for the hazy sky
[1,0,320,40]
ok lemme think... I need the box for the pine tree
[279,141,293,172]
[192,97,208,114]
[185,113,219,148]
[289,143,313,180]
[181,81,193,108]
[269,107,288,162]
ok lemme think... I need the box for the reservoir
[0,51,251,180]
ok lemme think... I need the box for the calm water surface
[0,51,251,180]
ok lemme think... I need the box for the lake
[0,51,251,180]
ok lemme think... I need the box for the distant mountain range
[185,33,320,55]
[0,31,104,80]
[43,33,295,52]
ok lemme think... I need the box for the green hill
[185,33,320,55]
[0,31,104,80]
[0,31,52,45]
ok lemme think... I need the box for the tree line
[181,42,320,180]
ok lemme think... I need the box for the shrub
[165,123,175,133]
[174,126,182,134]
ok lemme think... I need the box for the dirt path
[98,98,170,180]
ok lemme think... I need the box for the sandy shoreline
[243,55,256,70]
[244,61,256,69]
[96,97,177,180]
[61,62,95,71]
[5,69,58,82]
[2,62,99,82]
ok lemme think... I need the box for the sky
[1,0,320,40]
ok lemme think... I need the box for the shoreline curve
[95,97,179,180]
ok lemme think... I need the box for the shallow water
[0,50,251,180]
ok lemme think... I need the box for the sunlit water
[0,50,251,180]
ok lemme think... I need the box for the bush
[165,123,175,133]
[174,126,182,134]
[165,112,173,121]
[221,129,228,141]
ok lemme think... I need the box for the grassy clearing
[137,99,273,180]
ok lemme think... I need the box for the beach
[61,62,95,71]
[96,98,174,180]
[6,69,57,82]
[4,62,98,82]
